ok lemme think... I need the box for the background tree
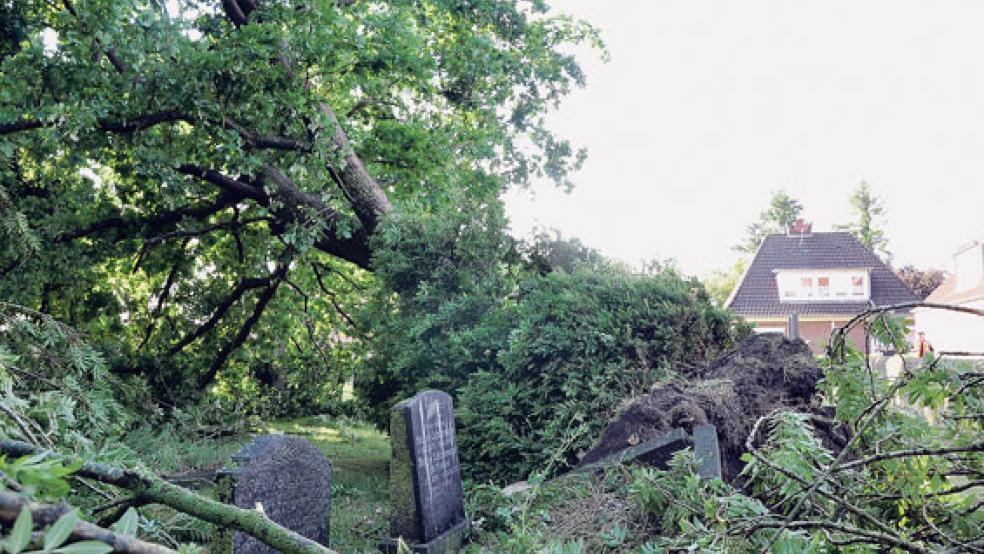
[734,190,803,254]
[895,265,948,299]
[835,181,892,261]
[704,257,749,306]
[0,1,601,407]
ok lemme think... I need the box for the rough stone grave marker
[577,428,689,472]
[578,425,723,480]
[692,424,722,479]
[214,434,332,554]
[381,390,466,554]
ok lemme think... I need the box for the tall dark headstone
[382,390,466,554]
[214,434,332,554]
[693,424,722,480]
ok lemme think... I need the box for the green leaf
[44,510,79,551]
[110,507,138,537]
[53,541,113,554]
[8,506,33,554]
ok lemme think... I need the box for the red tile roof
[726,232,919,317]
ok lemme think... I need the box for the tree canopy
[0,0,601,398]
[734,189,803,254]
[836,181,891,262]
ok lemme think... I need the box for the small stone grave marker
[382,390,466,553]
[693,424,722,480]
[577,428,689,472]
[215,434,332,554]
[578,425,723,480]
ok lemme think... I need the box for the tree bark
[0,491,176,554]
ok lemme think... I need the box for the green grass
[266,416,391,553]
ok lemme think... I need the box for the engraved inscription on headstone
[383,390,466,553]
[215,434,332,554]
[693,424,722,480]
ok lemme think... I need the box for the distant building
[915,239,984,354]
[726,220,919,354]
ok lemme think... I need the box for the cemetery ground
[122,413,656,552]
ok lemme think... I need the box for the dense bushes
[457,268,746,483]
[357,208,748,483]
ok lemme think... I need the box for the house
[915,238,984,353]
[725,220,919,354]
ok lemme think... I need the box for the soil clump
[579,333,849,482]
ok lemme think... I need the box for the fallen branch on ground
[0,491,175,554]
[0,440,337,554]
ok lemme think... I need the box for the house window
[817,276,830,297]
[852,276,865,296]
[800,277,813,297]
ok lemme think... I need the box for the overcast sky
[503,1,984,278]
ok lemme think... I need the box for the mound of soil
[579,333,848,482]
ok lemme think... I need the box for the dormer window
[800,277,813,297]
[852,276,865,296]
[775,269,870,302]
[817,277,830,297]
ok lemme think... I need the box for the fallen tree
[580,333,847,481]
[582,303,984,552]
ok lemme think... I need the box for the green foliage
[623,312,983,552]
[703,257,748,307]
[456,265,745,483]
[0,302,131,454]
[0,506,113,554]
[0,0,602,407]
[356,203,518,425]
[740,412,835,510]
[734,189,803,254]
[361,206,745,483]
[0,455,80,500]
[835,181,891,261]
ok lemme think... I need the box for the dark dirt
[579,333,849,482]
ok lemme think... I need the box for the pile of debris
[579,333,849,482]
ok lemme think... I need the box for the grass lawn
[267,416,391,553]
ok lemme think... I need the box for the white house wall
[916,300,984,353]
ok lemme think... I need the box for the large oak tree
[0,0,599,397]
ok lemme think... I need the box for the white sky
[503,1,984,278]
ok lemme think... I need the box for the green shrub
[358,207,746,482]
[457,267,746,483]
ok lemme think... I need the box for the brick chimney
[788,218,812,236]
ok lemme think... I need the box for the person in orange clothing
[916,331,935,357]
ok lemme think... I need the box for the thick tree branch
[261,166,374,268]
[176,165,268,204]
[221,0,249,26]
[0,120,44,135]
[0,491,174,554]
[319,104,392,233]
[56,193,240,243]
[833,443,984,473]
[143,216,271,249]
[198,265,287,388]
[166,275,276,356]
[0,441,337,554]
[2,110,308,152]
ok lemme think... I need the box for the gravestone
[214,434,332,554]
[578,428,690,472]
[578,425,723,480]
[692,424,722,480]
[381,390,466,554]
